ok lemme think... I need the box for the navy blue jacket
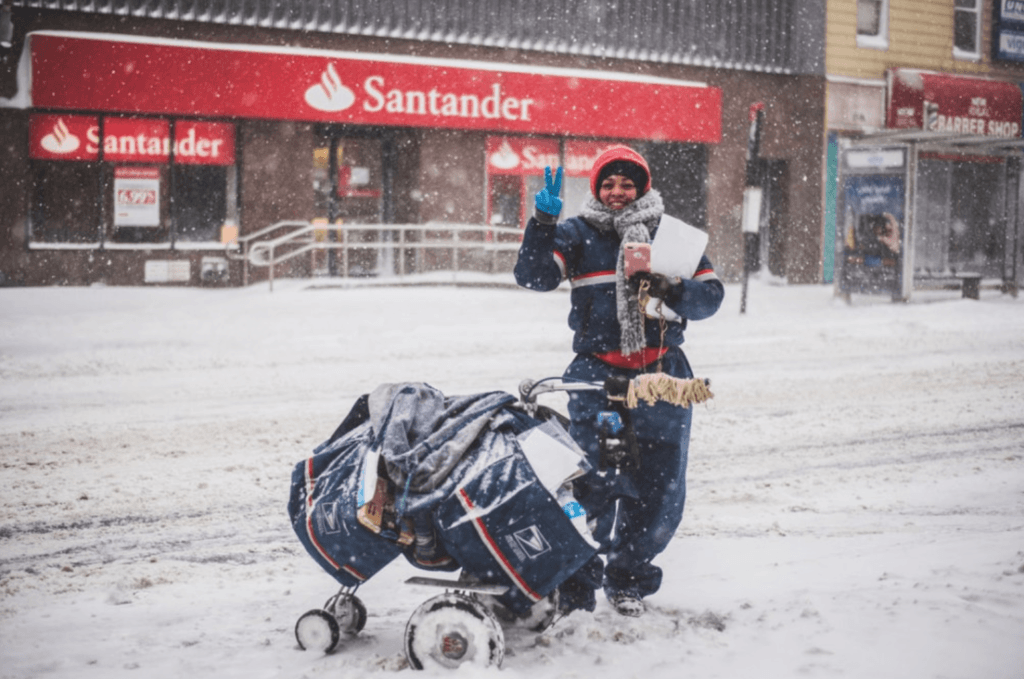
[514,214,725,356]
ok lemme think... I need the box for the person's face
[598,175,638,210]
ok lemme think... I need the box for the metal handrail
[228,221,525,290]
[224,220,314,286]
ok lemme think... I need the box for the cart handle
[519,375,712,409]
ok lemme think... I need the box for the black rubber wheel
[404,593,504,670]
[482,589,560,632]
[326,593,368,635]
[295,609,341,653]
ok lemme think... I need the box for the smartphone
[623,242,651,278]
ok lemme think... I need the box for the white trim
[569,273,616,288]
[455,488,541,603]
[552,253,566,279]
[953,46,982,62]
[0,39,31,109]
[826,74,886,87]
[28,241,227,251]
[856,34,889,51]
[953,0,982,61]
[165,241,227,250]
[27,242,103,250]
[303,457,344,573]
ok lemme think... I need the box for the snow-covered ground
[1,275,1022,679]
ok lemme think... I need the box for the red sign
[103,117,171,162]
[116,186,157,205]
[175,121,236,165]
[888,68,1023,138]
[485,138,667,178]
[115,166,160,180]
[29,32,721,144]
[29,114,99,161]
[486,137,560,175]
[564,141,624,177]
[28,113,235,164]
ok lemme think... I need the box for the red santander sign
[29,114,236,164]
[29,114,97,161]
[486,137,560,175]
[29,32,721,144]
[485,137,637,176]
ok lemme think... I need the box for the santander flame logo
[488,140,521,170]
[304,63,356,112]
[40,118,81,154]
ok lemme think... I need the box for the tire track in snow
[0,502,299,576]
[695,420,1024,486]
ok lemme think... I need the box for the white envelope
[650,214,708,280]
[518,424,587,496]
[644,215,708,320]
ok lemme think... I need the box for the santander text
[363,76,534,122]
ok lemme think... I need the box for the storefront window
[488,175,523,227]
[174,164,232,242]
[27,114,236,248]
[29,160,103,244]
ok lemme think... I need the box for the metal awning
[845,129,1024,156]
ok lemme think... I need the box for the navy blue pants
[564,346,693,600]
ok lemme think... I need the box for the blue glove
[534,166,563,217]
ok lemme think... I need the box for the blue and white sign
[998,28,1024,62]
[1002,0,1024,24]
[845,148,905,170]
[997,1,1024,62]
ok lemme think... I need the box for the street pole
[740,102,764,314]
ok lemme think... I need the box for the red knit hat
[589,146,652,198]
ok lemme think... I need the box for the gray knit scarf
[578,189,665,356]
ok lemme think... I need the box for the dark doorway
[761,158,790,278]
[313,131,386,276]
[644,142,708,229]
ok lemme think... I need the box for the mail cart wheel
[482,589,560,632]
[295,609,341,653]
[404,593,504,670]
[325,592,367,635]
[517,589,559,632]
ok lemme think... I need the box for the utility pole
[740,102,764,314]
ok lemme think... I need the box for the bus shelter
[835,130,1023,301]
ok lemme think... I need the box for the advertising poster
[837,174,905,297]
[114,167,161,227]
